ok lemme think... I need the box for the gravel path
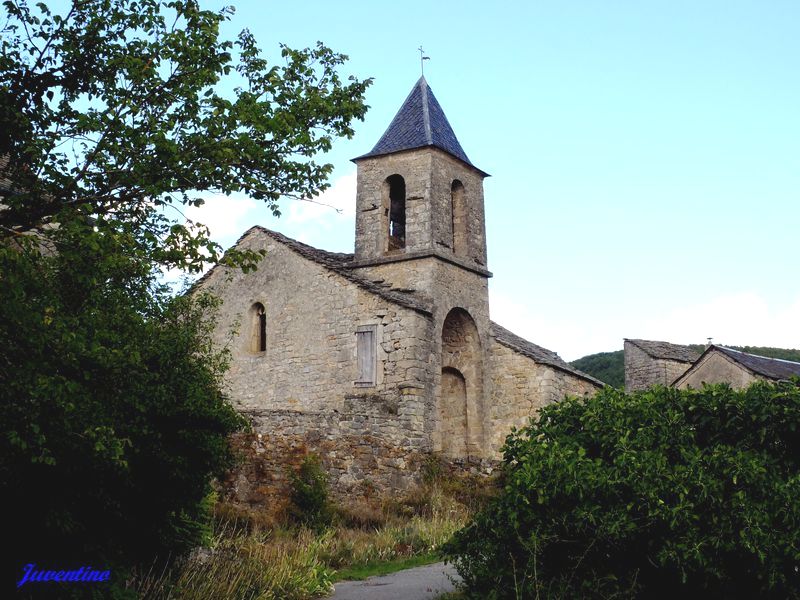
[328,561,460,600]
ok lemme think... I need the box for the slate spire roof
[355,77,487,176]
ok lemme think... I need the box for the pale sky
[187,0,800,361]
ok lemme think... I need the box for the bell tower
[350,77,490,274]
[350,77,494,458]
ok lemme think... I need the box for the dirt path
[328,561,460,600]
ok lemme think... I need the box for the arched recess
[384,174,406,251]
[440,368,468,457]
[450,180,466,255]
[439,307,484,457]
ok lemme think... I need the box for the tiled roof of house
[354,77,487,176]
[625,339,700,363]
[713,346,800,381]
[491,322,604,387]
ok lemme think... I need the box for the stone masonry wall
[199,229,433,417]
[198,229,436,501]
[675,351,759,390]
[624,341,692,391]
[223,393,430,519]
[489,339,599,453]
[353,257,493,457]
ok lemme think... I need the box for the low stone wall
[222,395,432,519]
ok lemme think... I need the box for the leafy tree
[0,0,370,595]
[444,382,800,599]
[1,224,246,597]
[1,0,370,272]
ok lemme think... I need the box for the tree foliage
[0,1,370,594]
[1,223,247,596]
[1,0,371,271]
[445,383,800,599]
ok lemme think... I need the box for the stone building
[624,339,800,391]
[674,345,800,389]
[197,77,601,505]
[624,339,700,391]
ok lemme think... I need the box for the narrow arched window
[451,180,466,255]
[250,302,266,353]
[386,174,406,250]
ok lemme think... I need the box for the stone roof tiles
[625,339,700,363]
[713,346,800,381]
[491,322,604,387]
[194,225,432,316]
[354,77,487,176]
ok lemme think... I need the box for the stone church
[197,78,601,502]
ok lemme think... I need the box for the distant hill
[570,345,800,388]
[570,350,624,388]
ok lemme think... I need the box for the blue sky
[189,0,800,360]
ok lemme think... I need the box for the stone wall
[352,256,493,458]
[224,393,431,519]
[674,351,759,390]
[488,339,599,452]
[624,341,692,391]
[199,228,434,419]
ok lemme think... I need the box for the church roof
[492,322,604,387]
[625,339,700,363]
[354,77,487,176]
[194,225,432,317]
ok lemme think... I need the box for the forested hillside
[570,351,625,388]
[571,345,800,387]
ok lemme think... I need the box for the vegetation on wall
[444,382,800,599]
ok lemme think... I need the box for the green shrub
[0,226,246,596]
[289,454,333,530]
[444,382,800,599]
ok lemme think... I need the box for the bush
[0,225,246,596]
[444,382,800,599]
[289,454,333,530]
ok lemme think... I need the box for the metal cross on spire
[418,46,430,76]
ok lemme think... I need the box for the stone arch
[450,179,466,255]
[439,307,484,457]
[383,174,406,251]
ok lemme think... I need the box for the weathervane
[418,46,430,76]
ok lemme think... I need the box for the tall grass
[135,525,333,600]
[132,464,494,600]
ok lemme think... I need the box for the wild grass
[132,460,496,599]
[133,525,334,600]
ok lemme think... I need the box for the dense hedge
[444,382,800,599]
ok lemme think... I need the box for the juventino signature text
[17,563,111,588]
